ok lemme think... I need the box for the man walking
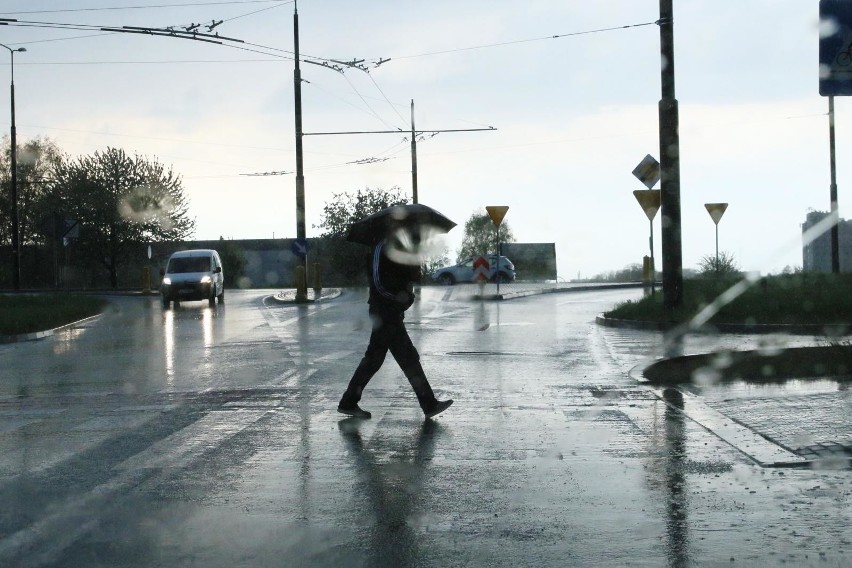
[338,237,453,420]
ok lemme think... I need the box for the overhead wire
[383,20,660,62]
[3,13,665,174]
[339,72,404,132]
[0,1,291,16]
[366,73,408,126]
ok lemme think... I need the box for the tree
[698,251,739,277]
[0,137,66,286]
[0,136,64,247]
[314,186,410,285]
[457,209,515,262]
[49,147,195,288]
[315,186,409,238]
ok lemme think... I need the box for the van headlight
[200,275,212,283]
[162,277,171,285]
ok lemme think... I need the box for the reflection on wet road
[0,288,849,567]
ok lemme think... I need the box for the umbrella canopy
[346,203,456,246]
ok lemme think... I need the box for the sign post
[632,154,662,295]
[819,0,852,272]
[704,203,728,272]
[633,189,661,295]
[485,206,509,295]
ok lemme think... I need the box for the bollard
[312,262,322,294]
[295,266,307,301]
[142,266,151,294]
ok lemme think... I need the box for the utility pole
[293,2,307,301]
[304,113,494,203]
[658,0,683,309]
[410,100,418,204]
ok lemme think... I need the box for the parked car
[431,255,516,285]
[160,249,224,308]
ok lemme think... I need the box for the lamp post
[1,43,25,290]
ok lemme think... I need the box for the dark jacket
[368,240,421,313]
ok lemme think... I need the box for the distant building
[801,211,852,272]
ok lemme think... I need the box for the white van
[160,249,224,308]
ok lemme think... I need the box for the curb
[0,313,103,345]
[596,314,852,335]
[472,282,646,301]
[628,348,852,468]
[628,357,810,468]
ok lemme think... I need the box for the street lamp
[1,43,25,290]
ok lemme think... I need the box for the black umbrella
[346,203,456,245]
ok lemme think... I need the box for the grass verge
[0,294,107,336]
[604,273,852,326]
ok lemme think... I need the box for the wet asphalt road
[0,287,850,567]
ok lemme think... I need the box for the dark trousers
[340,307,437,411]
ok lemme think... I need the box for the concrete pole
[411,100,418,204]
[293,3,307,301]
[659,0,683,308]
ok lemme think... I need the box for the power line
[221,2,289,23]
[366,73,407,126]
[374,20,659,65]
[14,58,282,65]
[0,1,291,16]
[339,72,403,131]
[240,170,292,176]
[1,19,355,68]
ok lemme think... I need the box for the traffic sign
[704,203,728,225]
[632,154,661,189]
[633,190,661,221]
[485,206,509,226]
[63,219,79,239]
[291,238,308,259]
[820,0,852,96]
[473,256,490,282]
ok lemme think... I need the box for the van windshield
[168,257,210,273]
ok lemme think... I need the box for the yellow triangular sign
[704,203,728,225]
[486,205,509,226]
[633,190,661,221]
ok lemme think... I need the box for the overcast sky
[0,1,843,278]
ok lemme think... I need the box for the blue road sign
[820,0,852,95]
[291,238,308,259]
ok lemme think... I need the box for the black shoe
[337,404,371,419]
[424,399,453,419]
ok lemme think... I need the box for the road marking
[114,409,269,471]
[315,350,354,362]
